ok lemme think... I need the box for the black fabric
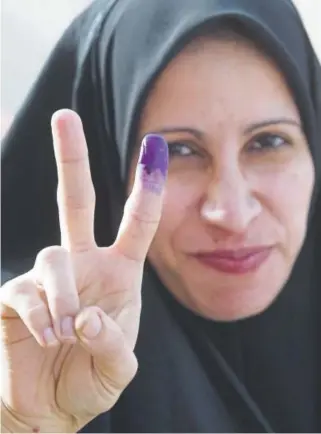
[2,0,320,432]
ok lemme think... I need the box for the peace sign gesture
[1,110,168,433]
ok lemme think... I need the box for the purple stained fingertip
[138,134,168,194]
[139,134,168,177]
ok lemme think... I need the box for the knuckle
[24,303,48,327]
[49,291,69,304]
[0,276,48,329]
[130,209,160,226]
[2,274,34,299]
[124,199,159,226]
[50,291,78,309]
[36,246,69,268]
[57,184,96,210]
[12,278,34,297]
[59,195,95,212]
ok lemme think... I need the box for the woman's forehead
[139,37,300,133]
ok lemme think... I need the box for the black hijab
[2,0,320,432]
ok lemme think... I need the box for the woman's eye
[168,142,196,157]
[248,133,291,152]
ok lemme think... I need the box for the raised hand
[0,110,168,433]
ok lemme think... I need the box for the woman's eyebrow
[149,118,302,140]
[244,118,303,134]
[150,127,204,140]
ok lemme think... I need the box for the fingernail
[43,327,59,346]
[61,316,75,338]
[138,134,168,194]
[76,311,102,339]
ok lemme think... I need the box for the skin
[0,111,168,432]
[128,36,315,321]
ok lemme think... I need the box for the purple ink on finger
[138,134,168,194]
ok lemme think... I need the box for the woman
[1,0,320,432]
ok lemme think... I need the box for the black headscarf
[2,0,320,432]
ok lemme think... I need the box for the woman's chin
[188,289,282,321]
[177,272,289,322]
[174,250,291,321]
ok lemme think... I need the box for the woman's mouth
[192,246,273,274]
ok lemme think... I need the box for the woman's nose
[200,170,261,234]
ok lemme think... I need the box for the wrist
[1,399,74,433]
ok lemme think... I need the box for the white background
[1,0,321,137]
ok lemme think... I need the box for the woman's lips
[192,247,272,274]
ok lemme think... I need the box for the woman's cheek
[165,173,203,215]
[153,175,203,247]
[253,164,314,256]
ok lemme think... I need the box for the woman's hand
[0,110,168,433]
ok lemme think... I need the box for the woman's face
[128,36,315,321]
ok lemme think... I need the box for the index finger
[114,135,169,262]
[51,109,96,252]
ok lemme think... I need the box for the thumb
[75,306,138,394]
